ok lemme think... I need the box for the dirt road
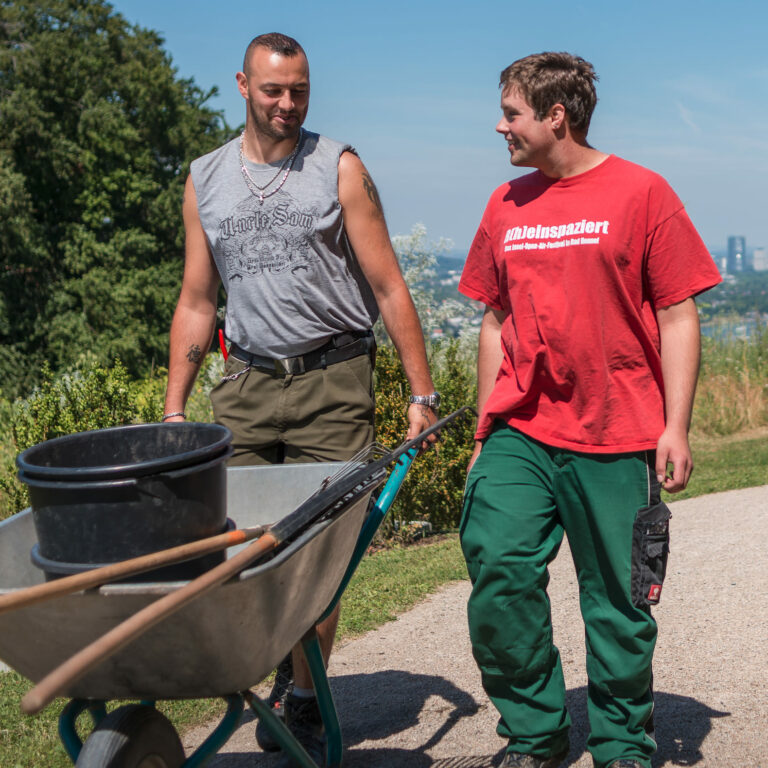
[184,484,768,767]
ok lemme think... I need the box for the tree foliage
[0,0,232,397]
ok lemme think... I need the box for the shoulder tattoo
[362,172,383,214]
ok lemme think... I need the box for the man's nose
[278,91,294,111]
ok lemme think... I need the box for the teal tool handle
[318,447,417,622]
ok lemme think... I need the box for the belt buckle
[275,356,305,375]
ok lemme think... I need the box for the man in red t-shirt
[459,53,721,768]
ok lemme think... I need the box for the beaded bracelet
[161,412,186,422]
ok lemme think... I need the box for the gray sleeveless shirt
[190,131,379,357]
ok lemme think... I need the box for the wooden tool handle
[21,531,279,715]
[0,526,266,618]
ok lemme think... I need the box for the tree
[0,0,232,396]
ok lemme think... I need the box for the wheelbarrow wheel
[75,704,184,768]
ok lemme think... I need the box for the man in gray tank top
[163,33,439,766]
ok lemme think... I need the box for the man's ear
[236,71,248,100]
[549,103,566,131]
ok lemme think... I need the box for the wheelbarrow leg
[301,625,343,768]
[58,698,107,764]
[247,691,320,768]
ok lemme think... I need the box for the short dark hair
[243,33,305,74]
[499,52,598,134]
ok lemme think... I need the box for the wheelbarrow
[0,407,474,767]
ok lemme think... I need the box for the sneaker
[498,747,568,768]
[607,762,645,768]
[255,654,293,752]
[275,693,327,767]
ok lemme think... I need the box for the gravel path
[184,484,768,767]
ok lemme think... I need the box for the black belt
[229,330,375,375]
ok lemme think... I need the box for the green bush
[374,339,477,536]
[0,344,478,532]
[0,360,164,518]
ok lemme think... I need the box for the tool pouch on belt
[631,496,671,608]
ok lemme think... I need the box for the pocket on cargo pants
[631,499,671,608]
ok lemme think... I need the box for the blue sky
[117,0,768,253]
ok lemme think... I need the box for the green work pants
[461,424,661,768]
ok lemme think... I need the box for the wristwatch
[409,391,442,410]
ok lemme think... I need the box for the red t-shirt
[459,155,722,453]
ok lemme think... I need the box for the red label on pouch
[647,584,662,602]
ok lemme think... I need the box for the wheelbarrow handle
[317,448,418,623]
[270,406,477,544]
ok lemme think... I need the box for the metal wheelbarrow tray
[0,462,376,700]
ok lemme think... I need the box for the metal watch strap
[409,392,441,410]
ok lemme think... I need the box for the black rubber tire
[75,705,185,768]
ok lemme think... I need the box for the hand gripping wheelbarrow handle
[21,406,476,715]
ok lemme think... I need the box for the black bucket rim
[29,518,236,580]
[16,422,232,481]
[18,445,233,492]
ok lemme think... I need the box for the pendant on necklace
[258,192,264,204]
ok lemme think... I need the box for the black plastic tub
[16,423,233,579]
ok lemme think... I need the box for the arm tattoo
[362,172,383,214]
[186,344,202,364]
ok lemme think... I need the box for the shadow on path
[205,675,728,767]
[207,669,483,766]
[563,686,730,766]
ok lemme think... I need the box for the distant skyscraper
[753,247,768,272]
[727,236,746,273]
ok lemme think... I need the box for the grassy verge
[669,428,768,501]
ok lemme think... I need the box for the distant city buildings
[713,253,728,275]
[715,235,767,274]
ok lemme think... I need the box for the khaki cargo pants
[209,352,375,466]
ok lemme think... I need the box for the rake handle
[0,526,266,617]
[20,531,279,715]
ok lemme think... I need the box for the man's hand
[407,403,439,450]
[655,427,693,493]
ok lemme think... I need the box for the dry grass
[692,369,768,436]
[691,327,768,437]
